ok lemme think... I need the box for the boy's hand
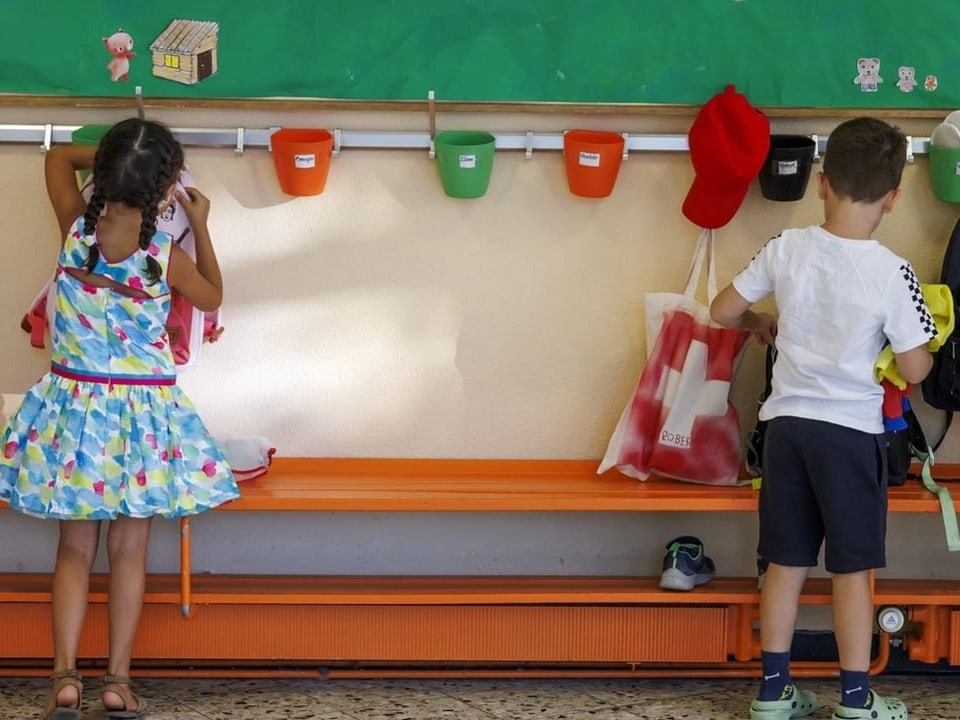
[175,186,211,227]
[747,311,777,346]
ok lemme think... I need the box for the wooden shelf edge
[0,94,949,118]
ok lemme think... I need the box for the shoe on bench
[658,535,715,591]
[750,684,817,720]
[832,690,907,720]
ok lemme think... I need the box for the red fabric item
[23,311,46,348]
[882,378,910,419]
[682,85,770,229]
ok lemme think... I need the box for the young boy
[710,117,935,720]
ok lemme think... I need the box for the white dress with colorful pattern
[0,217,239,519]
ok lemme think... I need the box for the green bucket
[72,124,111,182]
[434,131,495,199]
[929,143,960,203]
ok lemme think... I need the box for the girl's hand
[175,186,211,228]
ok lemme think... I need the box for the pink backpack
[21,168,222,369]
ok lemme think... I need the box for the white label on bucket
[776,159,799,176]
[578,151,601,168]
[458,154,477,169]
[294,153,316,169]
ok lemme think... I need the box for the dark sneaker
[659,536,715,591]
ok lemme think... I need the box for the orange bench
[1,457,958,677]
[224,457,958,512]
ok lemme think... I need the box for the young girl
[0,118,240,719]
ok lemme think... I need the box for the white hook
[267,126,281,153]
[525,131,534,159]
[332,128,342,158]
[905,135,915,164]
[135,85,145,120]
[427,89,436,159]
[622,132,629,161]
[234,128,245,155]
[41,123,52,152]
[811,134,821,163]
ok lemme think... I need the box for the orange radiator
[0,573,927,677]
[0,602,727,665]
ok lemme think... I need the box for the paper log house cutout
[150,19,219,85]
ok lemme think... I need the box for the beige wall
[0,104,957,596]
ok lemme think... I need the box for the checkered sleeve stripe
[900,263,938,340]
[740,233,781,273]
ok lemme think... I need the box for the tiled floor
[1,673,956,720]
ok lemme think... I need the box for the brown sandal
[101,674,148,719]
[44,669,83,720]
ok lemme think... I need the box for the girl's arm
[167,186,224,312]
[44,146,96,243]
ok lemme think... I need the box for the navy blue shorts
[758,416,887,574]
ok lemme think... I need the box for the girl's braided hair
[82,118,184,285]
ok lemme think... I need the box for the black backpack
[744,344,776,477]
[746,344,928,487]
[921,215,960,450]
[885,394,931,486]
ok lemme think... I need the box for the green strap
[918,453,960,552]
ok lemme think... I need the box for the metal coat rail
[0,124,931,161]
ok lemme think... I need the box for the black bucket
[758,135,816,202]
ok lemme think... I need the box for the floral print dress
[0,217,239,519]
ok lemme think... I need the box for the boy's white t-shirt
[733,225,936,433]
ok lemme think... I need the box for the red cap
[682,85,770,229]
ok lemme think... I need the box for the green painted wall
[3,1,957,108]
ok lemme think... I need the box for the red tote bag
[599,229,750,485]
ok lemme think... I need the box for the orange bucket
[270,128,333,196]
[563,130,625,198]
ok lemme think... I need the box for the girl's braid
[138,135,182,285]
[137,183,163,285]
[81,186,106,273]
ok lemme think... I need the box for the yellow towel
[875,283,955,389]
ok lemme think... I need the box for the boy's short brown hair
[822,117,906,203]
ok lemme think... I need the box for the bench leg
[180,517,192,618]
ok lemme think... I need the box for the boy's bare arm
[710,285,776,345]
[894,345,934,385]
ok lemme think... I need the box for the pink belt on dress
[51,362,176,387]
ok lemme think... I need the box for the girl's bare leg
[49,520,101,710]
[102,515,152,711]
